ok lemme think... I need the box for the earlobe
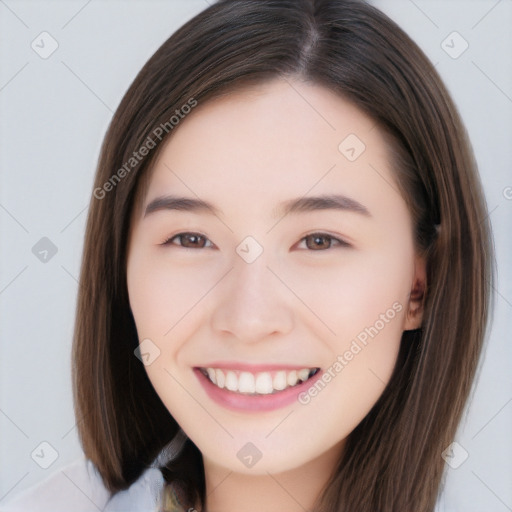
[404,256,427,331]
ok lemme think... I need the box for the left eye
[296,233,350,251]
[162,232,214,249]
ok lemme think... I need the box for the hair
[72,0,494,511]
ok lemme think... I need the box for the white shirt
[0,457,166,512]
[0,429,189,512]
[0,433,449,512]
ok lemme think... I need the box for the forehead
[161,78,379,170]
[136,78,403,224]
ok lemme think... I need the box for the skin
[126,77,426,512]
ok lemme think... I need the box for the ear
[404,253,427,331]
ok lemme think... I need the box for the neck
[201,440,344,512]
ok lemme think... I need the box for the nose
[210,252,294,344]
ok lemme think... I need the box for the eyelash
[160,232,350,251]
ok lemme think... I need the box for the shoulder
[0,457,111,512]
[0,457,110,512]
[0,458,165,512]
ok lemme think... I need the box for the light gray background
[0,0,511,510]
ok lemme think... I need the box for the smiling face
[126,78,425,477]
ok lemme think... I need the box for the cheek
[280,246,412,343]
[126,250,213,415]
[294,246,412,427]
[284,244,412,406]
[127,249,219,340]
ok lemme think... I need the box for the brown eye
[299,233,349,251]
[163,232,213,249]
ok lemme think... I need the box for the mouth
[198,366,321,395]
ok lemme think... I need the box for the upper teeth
[203,367,318,395]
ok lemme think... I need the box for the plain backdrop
[0,0,511,510]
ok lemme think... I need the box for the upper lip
[196,362,319,372]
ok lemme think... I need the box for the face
[126,78,425,476]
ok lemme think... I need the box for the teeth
[225,371,238,391]
[202,367,318,395]
[207,368,217,384]
[273,371,287,391]
[239,372,256,393]
[255,373,274,394]
[215,369,225,389]
[298,368,310,381]
[287,370,298,387]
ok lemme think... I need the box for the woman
[1,0,493,511]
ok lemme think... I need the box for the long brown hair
[72,1,494,510]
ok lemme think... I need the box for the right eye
[161,232,214,249]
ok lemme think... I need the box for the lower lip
[194,368,324,412]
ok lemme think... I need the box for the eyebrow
[143,193,371,219]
